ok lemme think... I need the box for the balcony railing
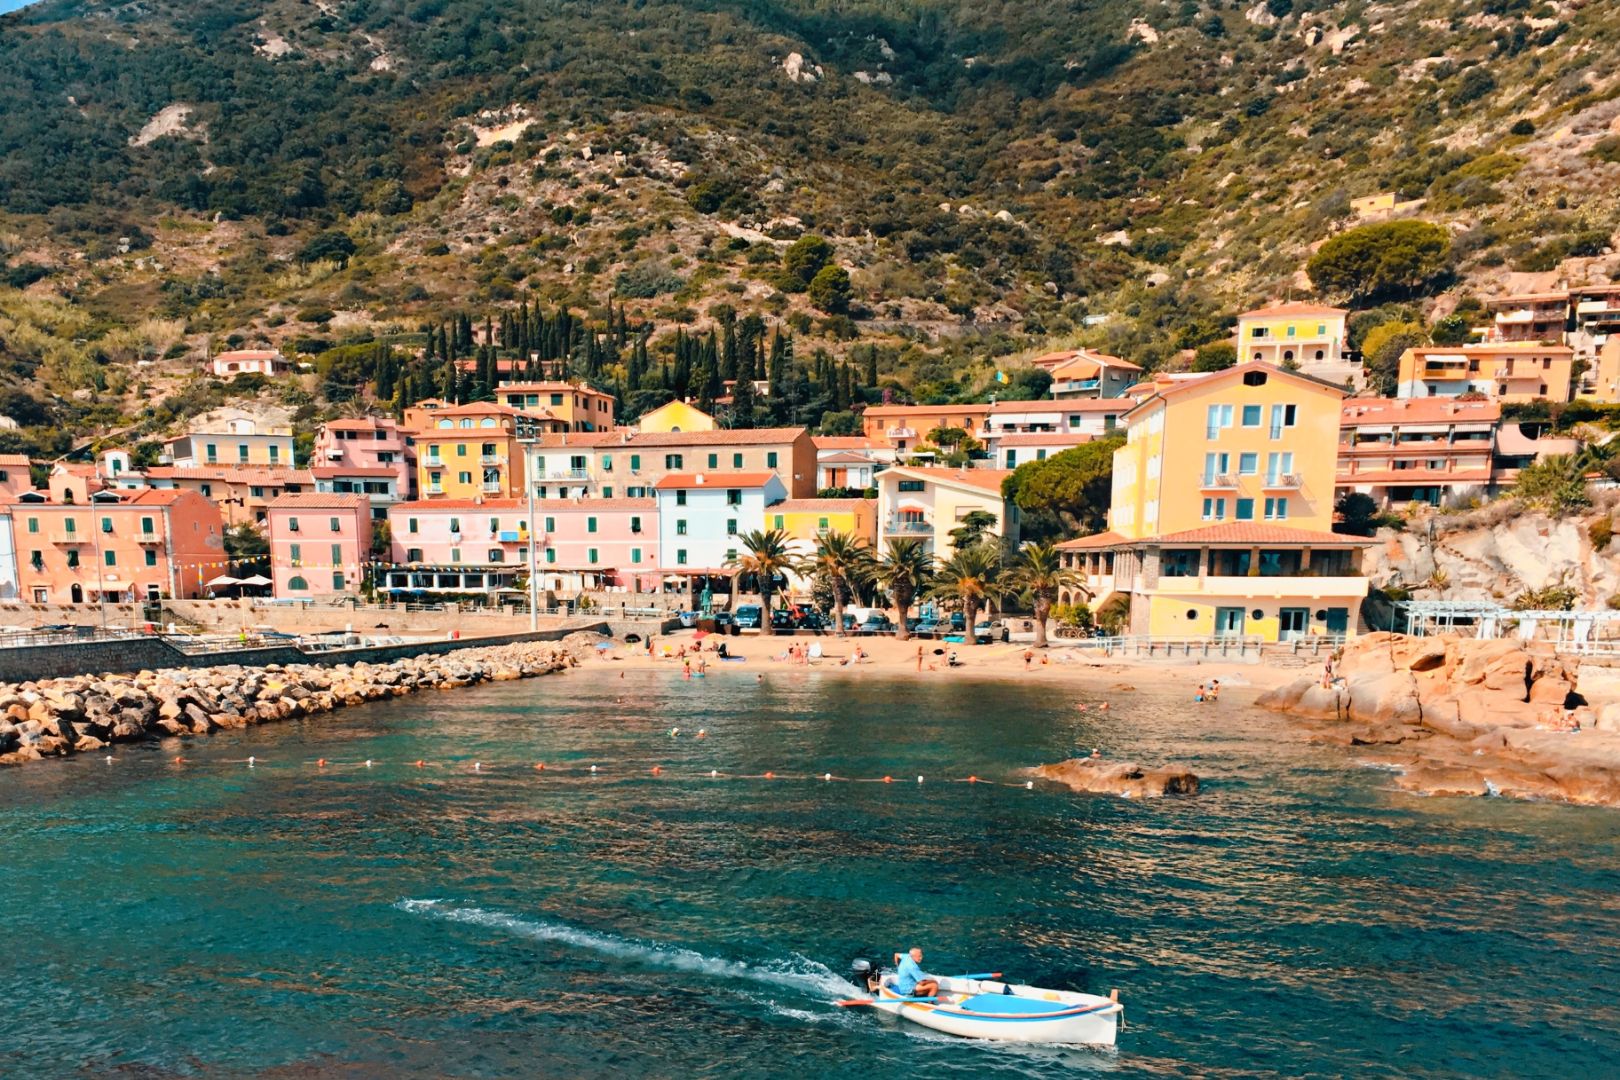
[426,484,444,495]
[546,469,591,480]
[883,518,933,534]
[1264,473,1304,489]
[1197,473,1239,489]
[135,530,162,543]
[886,427,917,439]
[482,482,503,494]
[51,533,89,544]
[479,454,505,465]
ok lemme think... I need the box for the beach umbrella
[238,574,273,587]
[205,575,243,587]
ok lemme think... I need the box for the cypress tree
[864,346,878,388]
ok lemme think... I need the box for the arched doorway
[70,583,84,604]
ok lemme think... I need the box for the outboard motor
[849,957,881,994]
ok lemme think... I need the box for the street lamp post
[520,439,539,632]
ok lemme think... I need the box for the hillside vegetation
[1,0,1618,453]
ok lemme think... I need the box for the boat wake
[396,898,853,1001]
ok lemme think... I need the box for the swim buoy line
[88,756,1057,790]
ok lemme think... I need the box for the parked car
[974,620,1007,644]
[734,605,763,629]
[795,610,827,631]
[711,612,736,629]
[857,613,895,635]
[913,617,942,638]
[770,609,796,631]
[949,612,966,631]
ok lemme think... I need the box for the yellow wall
[637,400,717,433]
[1112,367,1342,539]
[1238,314,1346,343]
[1588,340,1620,404]
[771,504,875,546]
[1143,589,1363,642]
[417,432,524,499]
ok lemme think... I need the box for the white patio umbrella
[205,575,244,588]
[238,575,274,587]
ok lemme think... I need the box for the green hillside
[0,0,1618,452]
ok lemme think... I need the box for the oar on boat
[947,972,1002,981]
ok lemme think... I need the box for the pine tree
[730,370,756,429]
[864,345,878,388]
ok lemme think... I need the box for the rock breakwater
[1259,632,1620,806]
[0,638,587,767]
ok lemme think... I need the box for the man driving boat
[894,947,940,999]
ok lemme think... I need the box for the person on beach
[894,947,939,999]
[1023,648,1033,671]
[1208,679,1220,701]
[917,645,924,672]
[947,649,961,668]
[1321,658,1335,689]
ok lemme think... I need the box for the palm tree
[872,538,935,641]
[1004,541,1087,648]
[799,529,871,636]
[729,528,795,636]
[929,542,1005,646]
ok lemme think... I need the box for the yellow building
[770,497,878,593]
[636,399,717,434]
[1058,363,1368,642]
[412,402,530,500]
[1396,343,1575,403]
[1587,338,1620,404]
[875,466,1017,558]
[1236,302,1348,368]
[495,381,617,431]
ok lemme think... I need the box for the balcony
[1197,473,1239,490]
[424,458,443,468]
[886,427,917,440]
[1263,473,1304,489]
[426,484,444,495]
[479,454,505,466]
[546,469,591,480]
[883,517,933,535]
[135,530,162,544]
[482,482,503,494]
[325,448,344,460]
[52,533,89,545]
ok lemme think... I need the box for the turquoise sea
[2,670,1617,1078]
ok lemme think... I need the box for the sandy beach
[578,628,1297,695]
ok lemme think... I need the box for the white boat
[870,973,1122,1045]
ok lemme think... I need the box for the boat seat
[955,993,1072,1015]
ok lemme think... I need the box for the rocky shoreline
[1259,633,1620,807]
[0,637,592,767]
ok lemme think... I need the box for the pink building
[265,493,372,599]
[211,350,292,378]
[383,498,531,598]
[0,453,33,501]
[532,497,658,592]
[312,418,416,509]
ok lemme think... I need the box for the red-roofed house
[10,488,225,603]
[312,417,416,510]
[210,349,292,379]
[875,466,1019,557]
[0,453,33,502]
[1055,363,1369,640]
[1337,397,1500,507]
[1236,301,1349,368]
[265,493,372,599]
[1044,349,1142,399]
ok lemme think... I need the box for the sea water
[1,671,1616,1078]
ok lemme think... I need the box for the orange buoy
[534,762,545,771]
[968,775,979,784]
[764,771,775,780]
[172,756,186,764]
[415,759,425,768]
[317,758,327,768]
[883,775,893,784]
[651,765,662,775]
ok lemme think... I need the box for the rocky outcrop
[0,637,591,768]
[1030,757,1199,798]
[1259,632,1620,806]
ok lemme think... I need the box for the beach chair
[807,641,824,663]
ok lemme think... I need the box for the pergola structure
[1397,600,1620,649]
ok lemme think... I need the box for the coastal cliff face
[1364,507,1620,605]
[1259,632,1620,806]
[1030,758,1199,798]
[0,638,590,767]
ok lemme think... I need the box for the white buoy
[590,765,598,774]
[823,773,832,781]
[917,775,924,784]
[247,756,255,767]
[1025,780,1034,790]
[670,727,679,737]
[474,762,481,772]
[710,769,718,777]
[365,759,373,768]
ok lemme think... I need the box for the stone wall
[0,624,607,683]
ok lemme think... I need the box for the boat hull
[875,977,1121,1046]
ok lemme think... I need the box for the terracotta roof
[626,427,806,447]
[322,418,402,432]
[1152,523,1370,546]
[0,453,33,467]
[390,498,525,511]
[213,349,283,361]
[1055,530,1129,551]
[1408,343,1573,356]
[654,471,778,490]
[144,466,312,484]
[1340,397,1501,425]
[996,432,1095,447]
[885,466,1013,494]
[1131,362,1348,409]
[862,404,990,418]
[121,489,191,506]
[817,451,879,464]
[986,400,1068,414]
[1485,292,1569,306]
[812,436,880,450]
[425,401,526,417]
[495,380,612,394]
[310,466,400,478]
[1239,301,1348,319]
[773,498,870,512]
[532,497,656,511]
[532,432,624,448]
[1046,350,1143,376]
[264,493,370,510]
[1052,398,1133,412]
[1337,469,1493,484]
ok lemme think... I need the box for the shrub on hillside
[1306,221,1451,303]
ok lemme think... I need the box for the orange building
[10,488,225,603]
[407,402,535,500]
[861,404,991,453]
[1396,343,1576,403]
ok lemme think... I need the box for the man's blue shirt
[895,954,926,995]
